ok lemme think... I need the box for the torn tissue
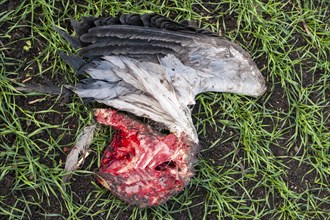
[94,108,197,207]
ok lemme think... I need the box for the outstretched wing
[57,13,266,142]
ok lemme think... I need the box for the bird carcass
[55,13,266,207]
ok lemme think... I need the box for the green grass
[1,0,329,219]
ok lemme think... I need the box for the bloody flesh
[94,108,197,207]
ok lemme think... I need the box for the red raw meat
[94,108,198,207]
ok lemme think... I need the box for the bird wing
[57,13,266,142]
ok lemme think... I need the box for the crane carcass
[56,13,266,207]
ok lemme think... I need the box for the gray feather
[54,26,80,49]
[79,37,182,57]
[79,25,194,44]
[80,43,178,58]
[58,51,86,71]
